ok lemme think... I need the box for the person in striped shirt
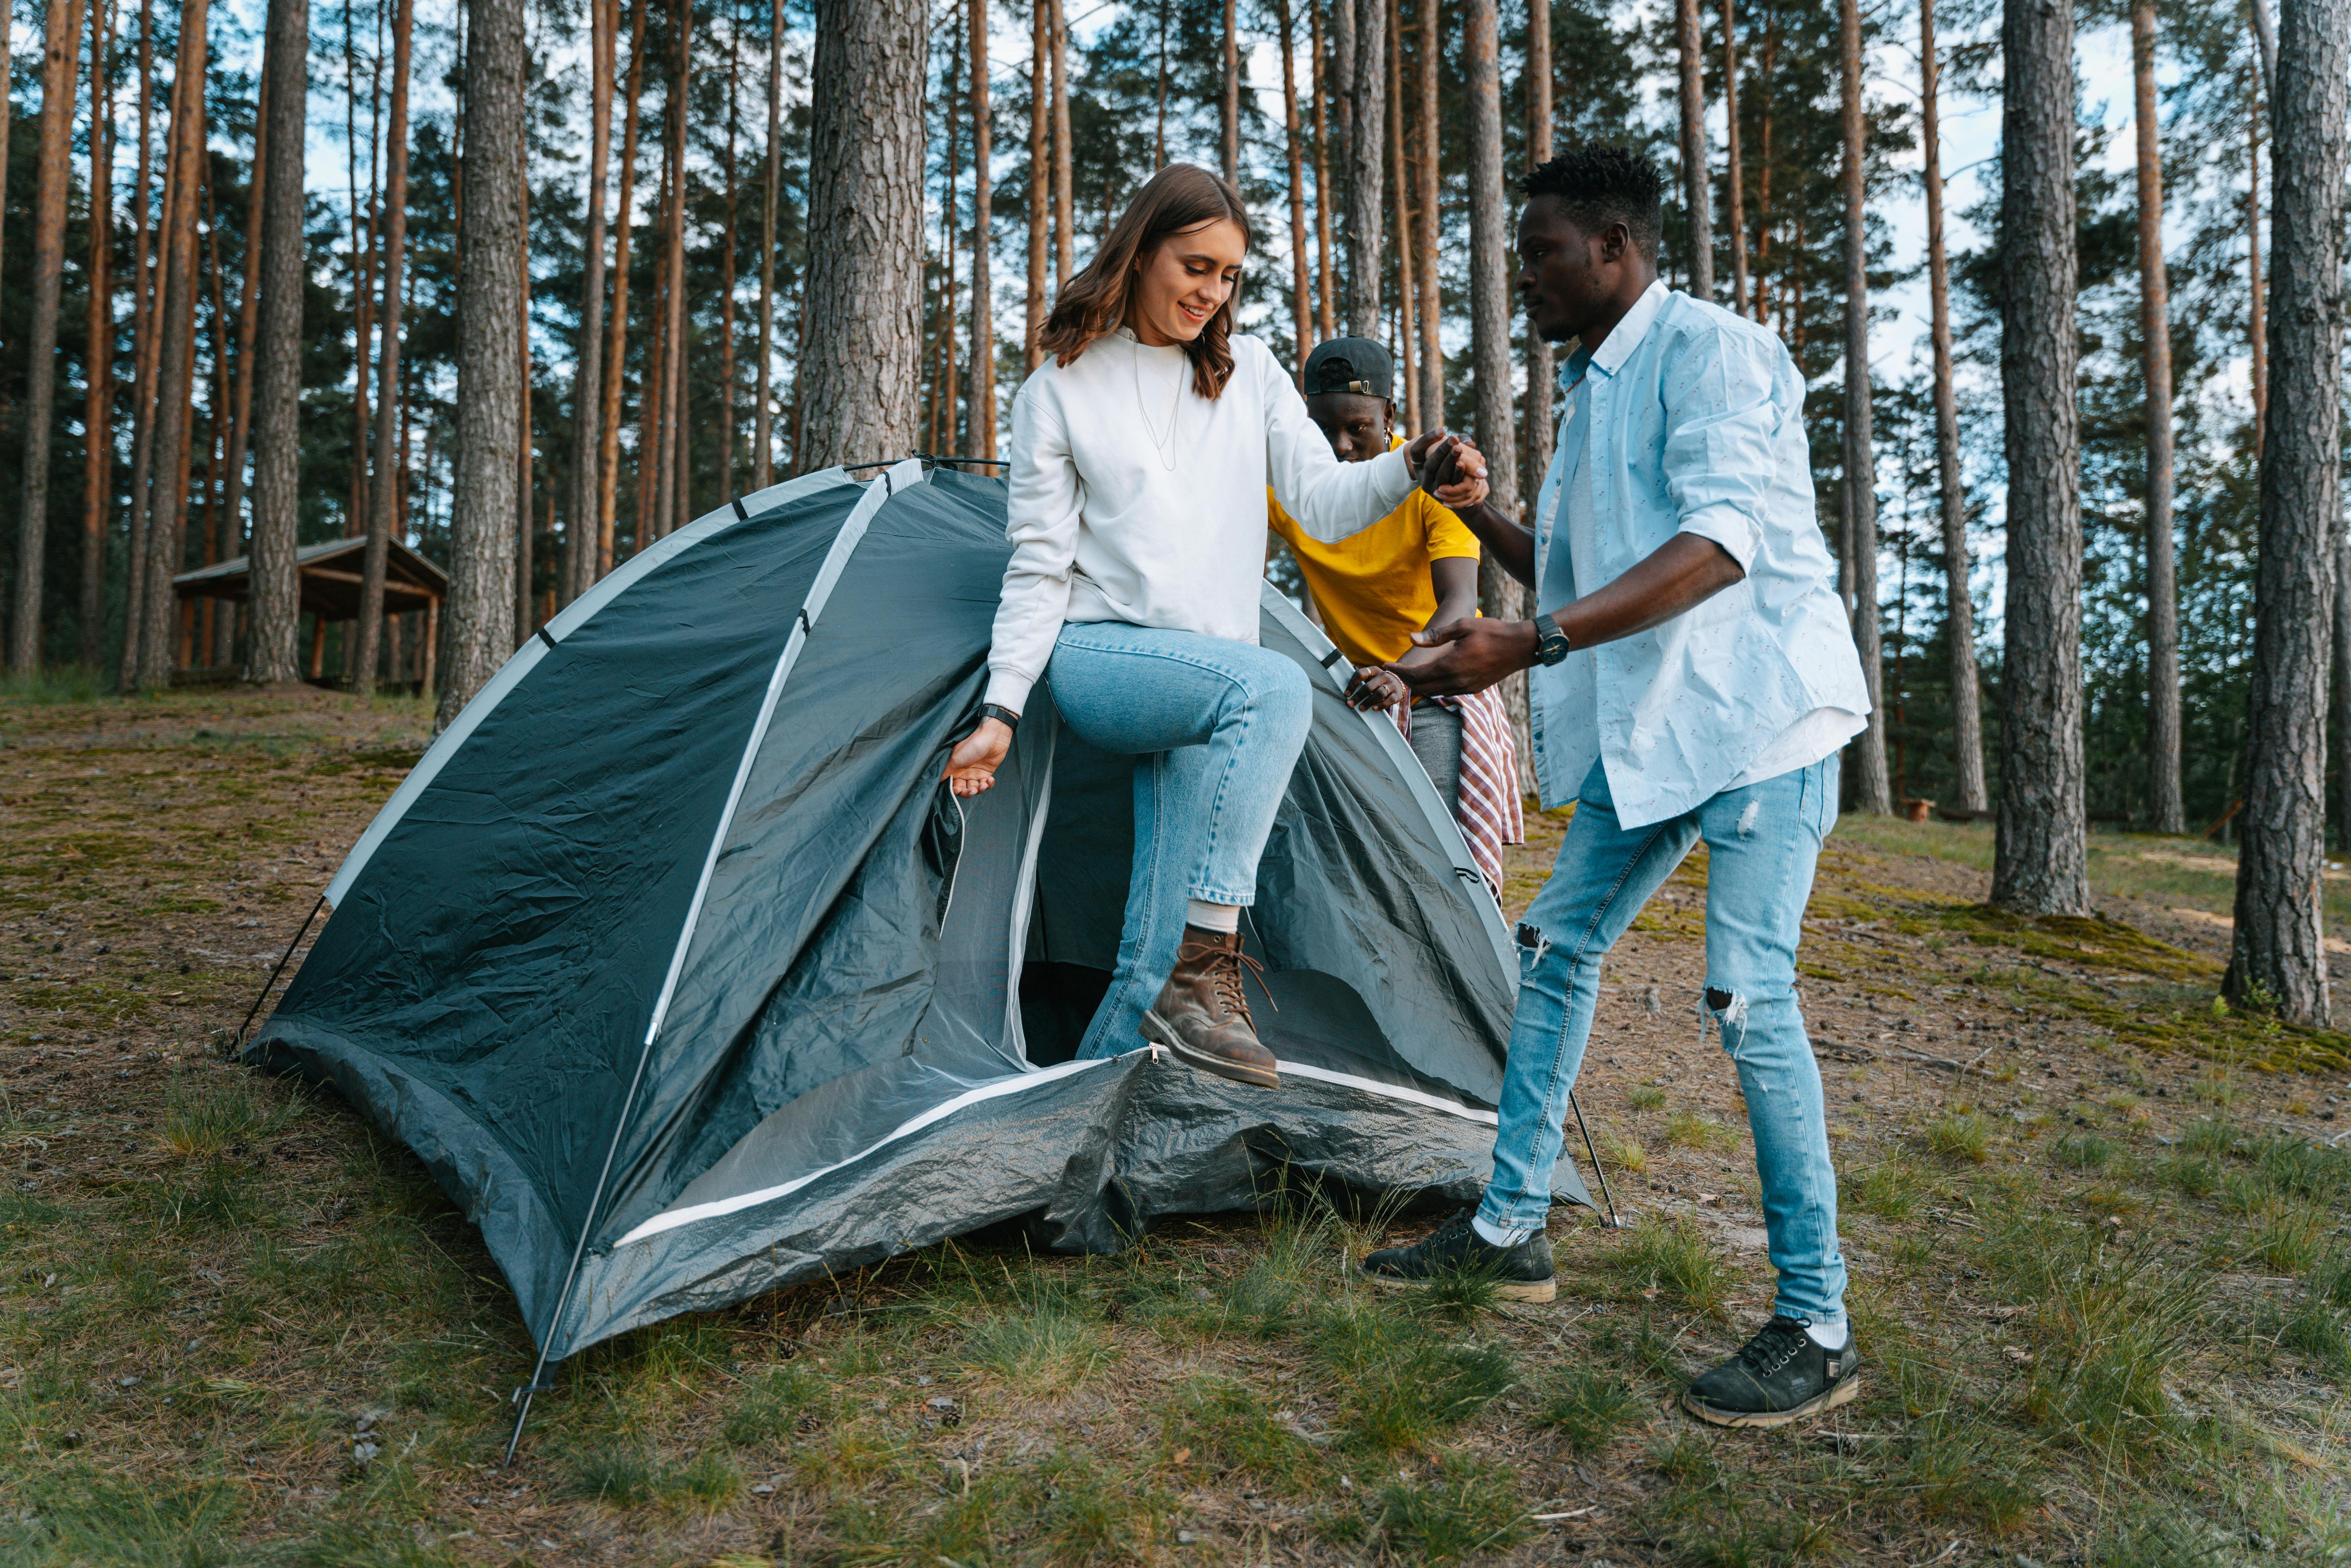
[1266,338,1524,894]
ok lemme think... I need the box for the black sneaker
[1358,1209,1557,1302]
[1681,1316,1861,1428]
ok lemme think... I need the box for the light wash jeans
[1477,754,1847,1326]
[1045,621,1313,1061]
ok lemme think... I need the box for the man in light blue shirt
[1358,147,1870,1431]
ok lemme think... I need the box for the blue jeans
[1478,754,1847,1326]
[1046,621,1313,1061]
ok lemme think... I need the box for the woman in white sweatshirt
[942,164,1489,1089]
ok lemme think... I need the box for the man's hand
[1382,617,1539,698]
[943,717,1012,796]
[1343,664,1411,712]
[1402,431,1490,510]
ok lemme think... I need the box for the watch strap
[980,702,1023,730]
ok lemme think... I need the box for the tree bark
[1919,0,1984,813]
[1341,0,1384,337]
[1278,0,1311,372]
[250,0,311,683]
[755,0,780,488]
[437,0,528,728]
[8,0,92,673]
[2227,0,2348,1023]
[1465,0,1532,791]
[221,61,263,609]
[1675,0,1712,301]
[134,0,209,691]
[1309,3,1334,340]
[939,17,963,451]
[0,4,12,363]
[79,0,117,670]
[970,0,996,458]
[798,0,929,468]
[661,0,691,530]
[353,0,413,695]
[597,0,646,571]
[119,0,159,683]
[1722,0,1748,315]
[2127,0,2181,833]
[1412,0,1437,425]
[2246,86,2267,453]
[1221,0,1238,186]
[719,12,740,495]
[1991,0,2088,915]
[2335,521,2351,852]
[1049,0,1071,291]
[1385,0,1415,430]
[1524,0,1552,495]
[344,0,375,540]
[569,0,613,598]
[1839,0,1887,812]
[1025,0,1047,370]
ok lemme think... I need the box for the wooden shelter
[175,538,447,686]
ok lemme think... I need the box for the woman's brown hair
[1035,164,1254,399]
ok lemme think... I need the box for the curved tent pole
[503,460,922,1464]
[233,892,329,1052]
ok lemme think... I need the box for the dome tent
[246,460,1591,1403]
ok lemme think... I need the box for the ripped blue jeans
[1478,754,1846,1326]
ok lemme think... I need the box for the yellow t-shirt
[1267,436,1482,668]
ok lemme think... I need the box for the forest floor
[3,682,2351,1568]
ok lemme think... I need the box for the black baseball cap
[1302,338,1393,401]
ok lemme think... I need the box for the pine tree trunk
[120,0,159,684]
[1919,0,1984,813]
[597,0,646,571]
[719,16,740,496]
[970,0,996,459]
[755,0,780,488]
[1991,0,2088,915]
[1722,0,1748,314]
[1049,0,1072,291]
[1412,0,1437,424]
[569,0,613,599]
[1524,0,1552,496]
[2128,0,2181,833]
[2334,523,2351,851]
[1278,0,1310,372]
[79,0,117,670]
[1025,0,1047,370]
[0,5,11,336]
[127,0,189,684]
[644,99,676,538]
[135,0,209,691]
[8,0,92,673]
[1221,0,1238,186]
[1341,0,1384,337]
[1839,0,1888,812]
[344,1,375,540]
[436,0,527,729]
[798,0,928,468]
[2247,92,2267,454]
[250,0,312,683]
[353,0,412,695]
[1675,0,1712,301]
[662,0,690,529]
[2227,0,2348,1023]
[1385,0,1415,429]
[1309,3,1334,340]
[1753,22,1772,321]
[1464,0,1531,791]
[221,65,263,600]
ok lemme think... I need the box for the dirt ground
[4,686,2348,1567]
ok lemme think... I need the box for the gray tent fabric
[248,461,1589,1366]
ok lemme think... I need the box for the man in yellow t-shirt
[1268,337,1486,808]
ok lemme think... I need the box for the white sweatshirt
[983,328,1416,713]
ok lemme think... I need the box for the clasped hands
[1342,615,1534,711]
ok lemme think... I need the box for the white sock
[1184,898,1241,934]
[1805,1318,1849,1351]
[1471,1214,1530,1249]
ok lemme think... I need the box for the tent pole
[234,891,328,1053]
[1567,1089,1622,1230]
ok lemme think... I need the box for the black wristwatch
[1528,615,1573,667]
[980,703,1022,731]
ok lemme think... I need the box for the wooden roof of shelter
[175,537,447,621]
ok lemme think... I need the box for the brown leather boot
[1140,927,1280,1089]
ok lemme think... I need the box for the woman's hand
[1344,664,1411,713]
[944,717,1013,797]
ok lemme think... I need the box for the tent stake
[1568,1090,1623,1229]
[233,891,327,1054]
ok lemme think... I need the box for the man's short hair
[1521,147,1663,259]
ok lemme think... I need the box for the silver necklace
[1132,339,1185,470]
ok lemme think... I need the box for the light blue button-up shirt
[1529,280,1868,830]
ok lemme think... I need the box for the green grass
[1606,1217,1731,1317]
[1529,1365,1644,1455]
[2052,1130,2115,1170]
[160,1069,302,1156]
[1363,1454,1529,1561]
[1920,1109,1991,1163]
[1626,1083,1668,1113]
[560,1442,741,1508]
[1157,1377,1324,1493]
[1306,1297,1514,1452]
[1665,1108,1740,1151]
[720,1362,831,1446]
